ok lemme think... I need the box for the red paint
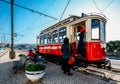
[38,41,106,62]
[38,42,77,56]
[86,42,106,61]
[38,44,63,56]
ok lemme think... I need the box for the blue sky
[0,0,120,44]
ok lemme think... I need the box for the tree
[5,44,10,48]
[106,40,120,52]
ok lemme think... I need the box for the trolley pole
[9,0,15,59]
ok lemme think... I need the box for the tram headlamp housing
[101,43,106,48]
[101,43,107,53]
[103,44,106,48]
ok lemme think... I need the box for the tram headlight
[101,43,106,53]
[104,48,107,53]
[104,44,107,53]
[101,43,106,48]
[103,44,106,48]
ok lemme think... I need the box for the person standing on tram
[77,26,86,58]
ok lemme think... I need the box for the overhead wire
[0,33,24,36]
[0,11,9,32]
[92,0,114,13]
[44,0,56,12]
[92,0,104,15]
[16,15,41,34]
[102,0,114,12]
[0,3,11,40]
[31,19,56,28]
[0,0,57,20]
[59,0,71,22]
[0,0,57,36]
[17,0,56,34]
[26,0,56,30]
[92,0,114,19]
[27,16,41,30]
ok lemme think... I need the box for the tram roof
[40,13,107,33]
[41,15,80,33]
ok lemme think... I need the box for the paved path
[0,50,119,84]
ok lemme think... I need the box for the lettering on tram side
[39,46,61,50]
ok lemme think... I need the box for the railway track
[73,65,120,83]
[42,56,120,83]
[41,55,120,82]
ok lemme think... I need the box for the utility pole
[9,0,15,59]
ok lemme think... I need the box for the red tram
[36,13,111,68]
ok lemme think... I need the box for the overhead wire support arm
[0,0,57,20]
[92,0,104,14]
[103,0,114,12]
[59,0,70,22]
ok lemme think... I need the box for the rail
[74,66,120,82]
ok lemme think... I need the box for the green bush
[25,63,46,71]
[19,54,25,57]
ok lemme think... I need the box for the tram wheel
[103,60,111,70]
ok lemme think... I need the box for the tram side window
[47,32,51,44]
[36,36,40,45]
[59,27,66,42]
[53,30,58,43]
[40,35,43,45]
[43,34,47,44]
[91,19,100,40]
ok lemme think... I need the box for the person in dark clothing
[61,37,74,75]
[78,27,86,57]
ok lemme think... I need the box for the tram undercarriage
[40,53,111,70]
[73,56,111,70]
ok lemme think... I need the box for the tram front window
[91,19,100,40]
[101,21,105,42]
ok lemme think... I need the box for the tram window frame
[47,32,52,44]
[100,21,105,42]
[59,27,66,43]
[43,34,47,44]
[40,35,43,45]
[52,30,58,43]
[36,36,40,45]
[91,19,100,40]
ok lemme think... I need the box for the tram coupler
[103,58,112,70]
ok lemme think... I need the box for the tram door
[76,22,86,58]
